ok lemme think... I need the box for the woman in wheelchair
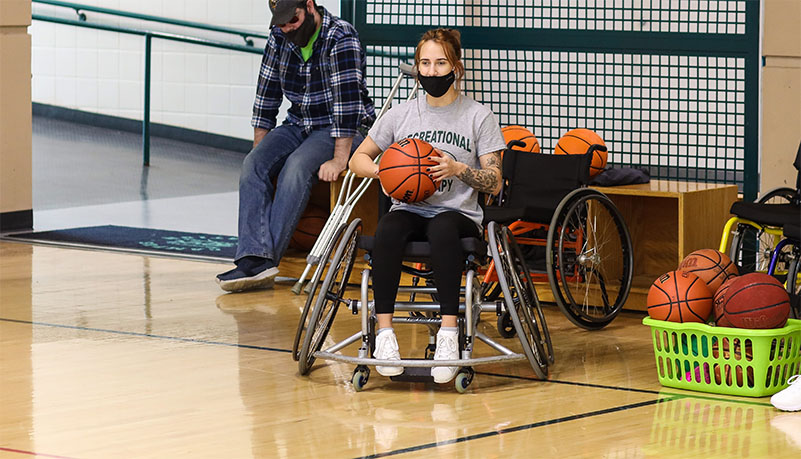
[349,28,506,383]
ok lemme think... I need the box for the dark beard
[284,9,317,47]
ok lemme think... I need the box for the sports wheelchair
[482,143,634,331]
[719,141,800,277]
[293,147,633,392]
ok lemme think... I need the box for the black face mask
[284,8,317,47]
[417,71,455,98]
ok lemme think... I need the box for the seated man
[217,0,375,292]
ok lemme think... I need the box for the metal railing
[33,0,269,165]
[34,0,270,45]
[32,1,414,166]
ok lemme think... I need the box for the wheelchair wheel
[488,221,550,378]
[501,225,554,365]
[351,365,370,392]
[729,187,798,276]
[547,188,633,330]
[298,219,362,375]
[787,247,801,318]
[729,224,787,275]
[729,187,798,280]
[757,187,798,205]
[292,222,347,361]
[496,312,516,338]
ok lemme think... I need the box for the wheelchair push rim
[298,219,362,375]
[488,221,550,379]
[292,222,348,361]
[546,188,634,330]
[500,225,554,365]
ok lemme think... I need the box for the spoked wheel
[729,224,787,275]
[500,225,554,366]
[730,187,798,276]
[547,189,633,330]
[298,219,362,375]
[758,187,799,205]
[292,223,347,361]
[488,221,550,378]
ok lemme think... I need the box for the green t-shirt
[301,25,320,61]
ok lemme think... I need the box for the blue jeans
[235,124,363,265]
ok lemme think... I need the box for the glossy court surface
[4,115,799,457]
[3,241,801,458]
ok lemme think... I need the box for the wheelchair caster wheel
[352,366,370,391]
[455,368,474,393]
[497,312,516,338]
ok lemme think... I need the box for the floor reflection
[218,291,497,456]
[0,244,34,456]
[647,391,801,457]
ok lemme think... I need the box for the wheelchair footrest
[389,365,434,382]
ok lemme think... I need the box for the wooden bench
[591,180,739,311]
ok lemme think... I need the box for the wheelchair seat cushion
[730,201,800,228]
[358,236,487,263]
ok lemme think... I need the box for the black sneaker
[216,263,279,292]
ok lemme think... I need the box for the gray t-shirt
[369,94,506,227]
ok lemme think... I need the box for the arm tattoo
[457,150,502,194]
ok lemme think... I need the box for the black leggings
[372,210,480,316]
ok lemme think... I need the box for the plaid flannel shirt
[252,6,375,138]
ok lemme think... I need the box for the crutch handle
[399,62,416,77]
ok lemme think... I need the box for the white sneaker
[771,375,801,411]
[431,329,460,383]
[374,329,403,377]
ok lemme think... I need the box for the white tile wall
[31,0,341,141]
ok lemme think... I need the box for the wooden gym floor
[2,240,801,458]
[2,116,799,458]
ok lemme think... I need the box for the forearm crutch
[291,63,417,295]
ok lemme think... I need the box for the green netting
[347,0,759,197]
[363,0,747,34]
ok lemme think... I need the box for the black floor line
[478,370,774,407]
[478,370,662,395]
[356,397,675,459]
[0,317,291,353]
[2,317,774,410]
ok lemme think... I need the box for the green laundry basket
[643,317,801,397]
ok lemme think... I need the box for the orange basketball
[722,273,791,329]
[378,138,439,204]
[678,249,739,294]
[647,270,714,323]
[554,128,607,177]
[713,277,736,327]
[289,203,329,251]
[501,125,540,153]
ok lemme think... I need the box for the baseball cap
[269,0,305,27]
